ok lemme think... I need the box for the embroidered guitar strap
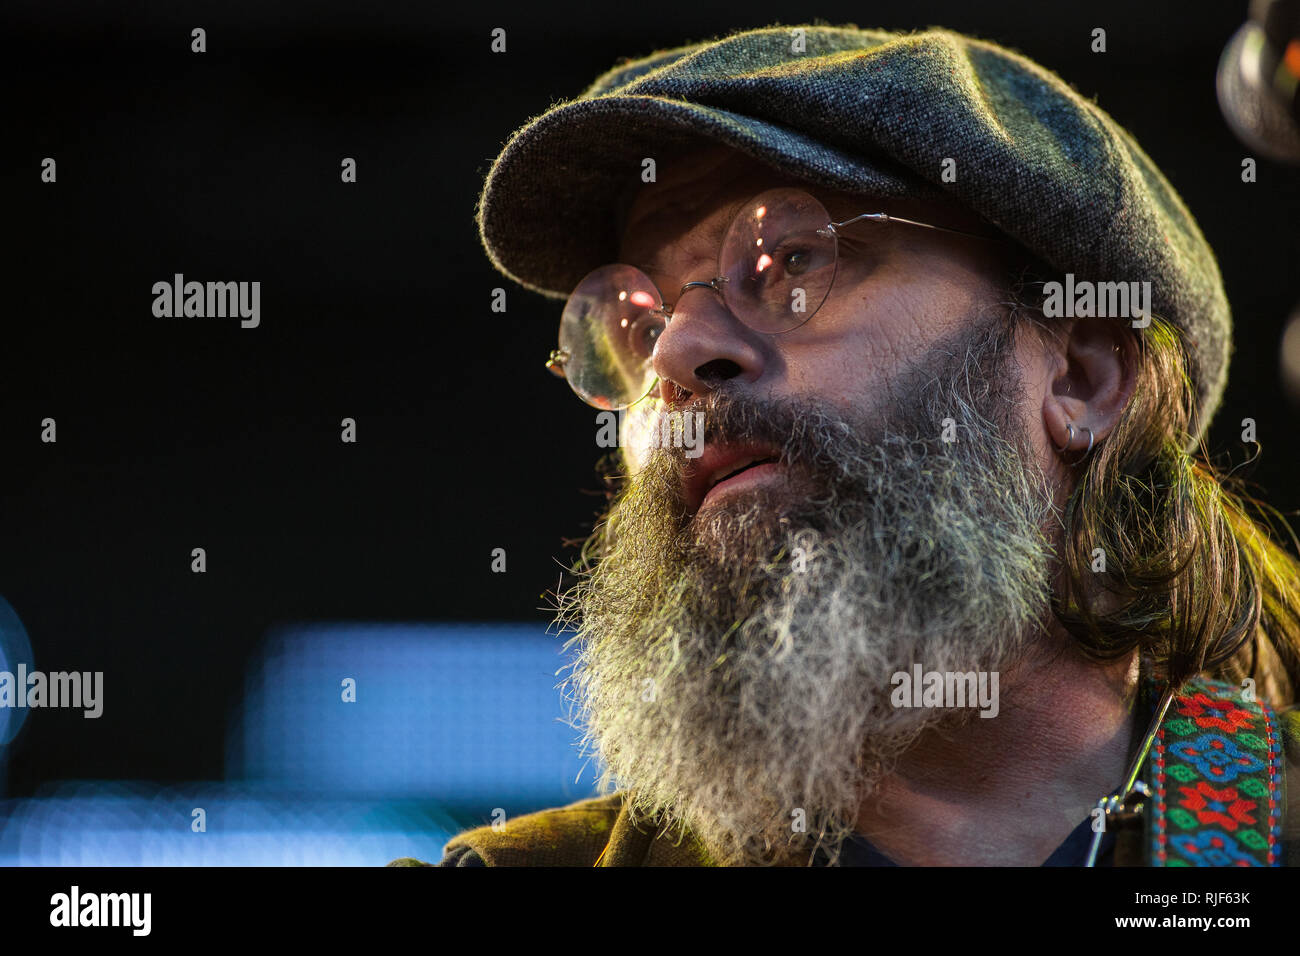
[1142,676,1285,866]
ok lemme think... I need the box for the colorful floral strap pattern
[1145,676,1284,866]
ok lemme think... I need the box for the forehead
[617,144,992,261]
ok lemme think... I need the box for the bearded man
[393,24,1300,867]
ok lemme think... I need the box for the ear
[1043,318,1138,454]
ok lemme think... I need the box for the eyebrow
[633,255,678,280]
[622,198,749,279]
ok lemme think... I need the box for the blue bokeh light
[0,620,600,865]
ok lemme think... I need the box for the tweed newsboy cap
[477,23,1232,444]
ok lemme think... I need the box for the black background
[1,0,1296,797]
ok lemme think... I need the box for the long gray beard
[557,318,1059,866]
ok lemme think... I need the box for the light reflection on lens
[719,188,837,333]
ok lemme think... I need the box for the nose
[651,284,766,404]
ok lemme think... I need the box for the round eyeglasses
[546,187,1005,409]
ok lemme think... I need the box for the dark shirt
[817,814,1115,866]
[438,814,1115,866]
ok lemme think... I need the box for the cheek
[777,278,965,406]
[776,326,891,410]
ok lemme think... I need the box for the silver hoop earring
[1054,422,1075,453]
[1066,425,1096,467]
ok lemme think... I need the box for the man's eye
[627,317,663,357]
[783,250,811,275]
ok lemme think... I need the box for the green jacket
[399,791,720,867]
[390,677,1300,867]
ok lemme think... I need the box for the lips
[683,440,785,514]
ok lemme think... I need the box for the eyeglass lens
[556,187,839,409]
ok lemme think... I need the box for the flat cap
[476,24,1231,444]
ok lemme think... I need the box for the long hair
[1012,275,1300,708]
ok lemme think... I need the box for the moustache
[635,390,869,477]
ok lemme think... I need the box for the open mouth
[684,442,785,514]
[708,455,780,487]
